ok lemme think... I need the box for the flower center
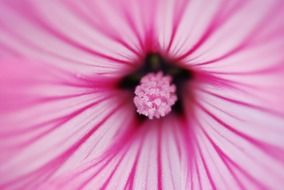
[133,72,177,119]
[118,53,193,120]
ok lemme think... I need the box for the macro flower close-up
[1,0,284,189]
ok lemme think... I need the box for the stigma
[133,72,177,119]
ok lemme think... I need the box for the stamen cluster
[134,72,177,119]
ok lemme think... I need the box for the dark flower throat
[118,53,193,118]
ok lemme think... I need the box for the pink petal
[0,0,284,190]
[0,58,131,189]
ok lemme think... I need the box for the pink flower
[1,0,284,189]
